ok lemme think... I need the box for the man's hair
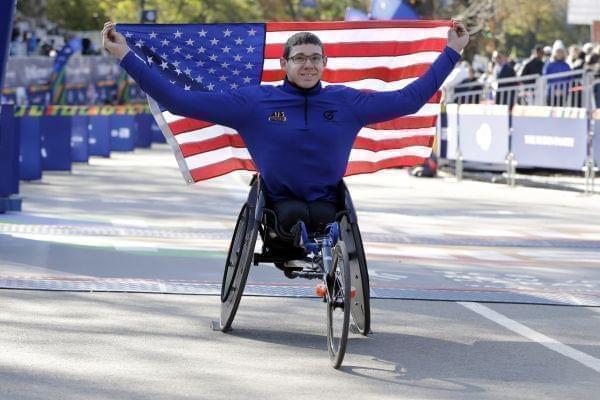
[282,32,324,59]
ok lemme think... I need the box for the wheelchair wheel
[340,217,371,335]
[326,240,351,369]
[220,203,257,332]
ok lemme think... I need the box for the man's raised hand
[101,21,130,60]
[447,19,469,54]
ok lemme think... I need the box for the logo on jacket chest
[323,109,338,121]
[268,111,287,122]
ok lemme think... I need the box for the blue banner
[71,113,90,162]
[458,104,510,164]
[151,119,165,143]
[445,104,459,160]
[135,111,154,148]
[88,112,111,157]
[15,107,43,181]
[511,106,588,171]
[371,0,419,20]
[0,105,18,197]
[40,107,72,171]
[345,7,370,21]
[109,106,138,152]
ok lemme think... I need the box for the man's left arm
[345,21,469,125]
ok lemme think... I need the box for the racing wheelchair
[218,174,370,368]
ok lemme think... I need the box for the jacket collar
[281,76,322,96]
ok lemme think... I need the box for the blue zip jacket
[120,47,460,202]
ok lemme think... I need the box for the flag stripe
[170,105,440,136]
[264,39,449,58]
[178,131,434,159]
[263,52,442,70]
[265,20,451,32]
[345,156,428,176]
[185,146,252,170]
[187,145,431,176]
[190,159,257,182]
[348,145,432,162]
[261,63,432,84]
[354,135,434,151]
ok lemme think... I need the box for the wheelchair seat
[252,175,353,265]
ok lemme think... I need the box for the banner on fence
[458,104,509,164]
[511,106,588,170]
[445,103,459,160]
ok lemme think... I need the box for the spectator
[543,40,571,106]
[454,64,483,104]
[586,46,600,108]
[543,46,552,64]
[493,51,516,107]
[567,44,582,69]
[520,45,545,78]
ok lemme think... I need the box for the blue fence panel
[40,107,72,171]
[511,106,588,171]
[135,111,153,148]
[88,113,111,157]
[16,107,43,180]
[0,105,17,197]
[70,113,90,162]
[110,113,136,152]
[151,118,165,143]
[458,104,510,164]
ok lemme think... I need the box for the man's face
[280,44,327,89]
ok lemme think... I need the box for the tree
[494,0,589,57]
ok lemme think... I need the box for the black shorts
[273,199,337,234]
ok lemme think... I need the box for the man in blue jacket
[102,21,469,236]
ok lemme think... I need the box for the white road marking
[460,302,600,374]
[369,269,408,281]
[456,250,518,261]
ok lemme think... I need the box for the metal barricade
[537,69,588,108]
[444,69,599,194]
[448,74,540,108]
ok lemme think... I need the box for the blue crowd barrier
[511,106,588,171]
[110,106,136,152]
[40,106,72,171]
[135,110,154,148]
[15,106,42,181]
[0,104,17,197]
[71,113,90,163]
[151,119,165,143]
[88,108,111,157]
[457,104,510,164]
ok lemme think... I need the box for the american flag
[117,21,452,183]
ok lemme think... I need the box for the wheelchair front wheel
[220,203,257,332]
[326,240,351,369]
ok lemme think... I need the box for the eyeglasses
[287,54,325,65]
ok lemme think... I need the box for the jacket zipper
[304,93,308,126]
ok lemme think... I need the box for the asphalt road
[0,145,599,399]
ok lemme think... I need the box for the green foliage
[490,0,589,57]
[21,0,370,29]
[18,0,591,59]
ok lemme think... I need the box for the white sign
[568,0,600,25]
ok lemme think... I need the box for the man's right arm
[120,52,252,128]
[102,21,251,129]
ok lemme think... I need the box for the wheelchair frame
[218,174,371,365]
